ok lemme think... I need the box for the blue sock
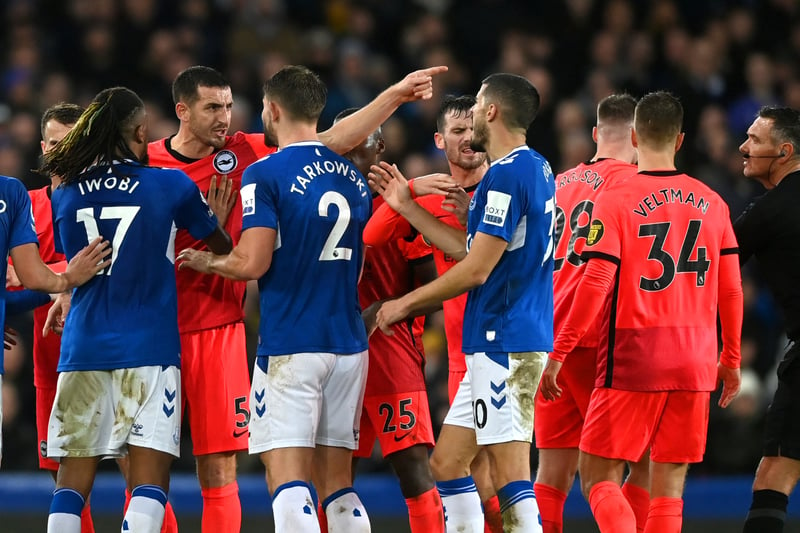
[497,480,541,532]
[123,484,168,533]
[437,476,483,531]
[47,488,85,533]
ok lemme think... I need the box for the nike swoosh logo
[393,432,412,442]
[233,429,248,438]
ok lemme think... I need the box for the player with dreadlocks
[41,86,232,533]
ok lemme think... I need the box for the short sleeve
[473,166,523,243]
[241,163,278,231]
[8,179,38,250]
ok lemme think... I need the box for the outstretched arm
[11,238,110,294]
[319,66,448,154]
[375,231,506,335]
[178,226,275,281]
[370,161,467,260]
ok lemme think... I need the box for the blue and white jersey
[241,141,371,356]
[0,176,38,375]
[52,160,219,371]
[462,146,555,354]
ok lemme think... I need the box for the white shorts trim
[249,351,368,455]
[444,352,546,445]
[47,366,181,459]
[443,355,475,429]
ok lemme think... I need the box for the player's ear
[674,132,685,153]
[434,131,445,150]
[631,128,639,149]
[269,101,281,122]
[592,126,598,144]
[486,103,498,122]
[175,102,189,122]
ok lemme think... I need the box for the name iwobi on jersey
[241,141,371,357]
[462,146,555,354]
[52,161,219,372]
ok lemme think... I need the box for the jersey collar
[490,145,529,167]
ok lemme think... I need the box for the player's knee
[430,448,469,481]
[196,452,238,488]
[390,448,436,497]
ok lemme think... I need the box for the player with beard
[179,65,372,533]
[372,74,553,533]
[363,95,505,533]
[147,64,446,533]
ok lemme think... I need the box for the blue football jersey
[462,146,555,353]
[52,161,219,371]
[0,176,38,375]
[241,141,371,356]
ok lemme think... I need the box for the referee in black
[736,106,800,533]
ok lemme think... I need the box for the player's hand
[375,298,410,336]
[369,162,413,213]
[3,326,18,350]
[207,174,237,227]
[64,237,112,287]
[44,292,71,337]
[177,248,213,274]
[539,358,563,401]
[361,300,385,337]
[6,263,20,288]
[441,187,470,227]
[410,173,456,197]
[392,66,448,103]
[717,362,741,408]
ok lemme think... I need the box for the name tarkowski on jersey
[289,148,368,197]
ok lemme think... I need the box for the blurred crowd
[1,0,797,478]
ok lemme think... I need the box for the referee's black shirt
[734,170,800,342]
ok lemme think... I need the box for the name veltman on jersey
[52,160,219,371]
[462,146,555,354]
[241,141,371,356]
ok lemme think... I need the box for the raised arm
[178,226,275,281]
[319,66,448,154]
[369,161,467,260]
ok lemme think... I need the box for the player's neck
[171,128,217,160]
[50,174,62,189]
[277,124,319,149]
[487,129,526,162]
[636,147,676,172]
[450,162,487,188]
[594,140,637,165]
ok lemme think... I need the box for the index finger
[417,65,448,77]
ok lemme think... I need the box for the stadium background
[1,0,798,530]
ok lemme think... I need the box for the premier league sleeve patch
[241,183,256,216]
[483,190,511,227]
[586,219,604,246]
[213,150,238,174]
